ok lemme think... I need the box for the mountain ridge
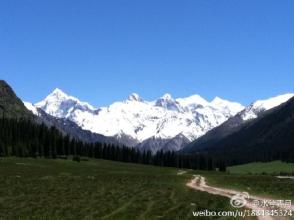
[187,96,294,164]
[183,93,294,154]
[23,86,294,153]
[24,101,121,145]
[30,88,244,151]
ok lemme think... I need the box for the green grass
[2,158,292,219]
[228,161,294,175]
[0,157,241,220]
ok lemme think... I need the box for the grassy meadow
[0,157,238,220]
[1,158,293,219]
[228,161,294,175]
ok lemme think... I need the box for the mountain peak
[49,88,70,99]
[211,96,225,103]
[176,94,208,107]
[52,88,65,94]
[210,96,244,115]
[35,88,95,118]
[211,96,241,107]
[155,93,181,111]
[161,93,173,100]
[128,93,142,102]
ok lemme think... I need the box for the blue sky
[0,0,293,106]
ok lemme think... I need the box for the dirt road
[187,175,293,220]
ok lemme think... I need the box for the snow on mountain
[33,89,245,150]
[23,101,40,116]
[137,134,191,153]
[155,93,183,112]
[176,94,209,110]
[35,88,95,118]
[211,97,245,116]
[182,92,294,154]
[127,93,143,102]
[240,93,294,121]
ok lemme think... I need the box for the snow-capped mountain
[35,88,95,118]
[182,92,294,153]
[23,101,120,145]
[31,88,244,151]
[137,134,191,153]
[240,93,294,121]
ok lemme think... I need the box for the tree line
[0,117,226,171]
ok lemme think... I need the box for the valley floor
[0,158,293,219]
